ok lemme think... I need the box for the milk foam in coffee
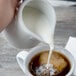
[29,51,71,76]
[23,6,55,75]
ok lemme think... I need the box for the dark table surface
[0,6,76,76]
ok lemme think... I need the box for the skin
[0,0,18,32]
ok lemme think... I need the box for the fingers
[15,0,24,15]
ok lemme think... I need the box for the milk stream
[47,45,54,68]
[23,7,55,68]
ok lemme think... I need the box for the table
[0,6,76,76]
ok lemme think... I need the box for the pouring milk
[22,6,56,74]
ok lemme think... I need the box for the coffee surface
[29,51,70,76]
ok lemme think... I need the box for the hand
[0,0,19,32]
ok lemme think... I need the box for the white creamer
[23,7,54,44]
[22,6,55,66]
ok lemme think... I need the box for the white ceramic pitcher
[3,0,56,49]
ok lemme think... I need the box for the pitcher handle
[16,50,29,73]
